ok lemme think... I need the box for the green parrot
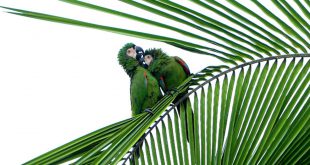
[117,43,162,117]
[143,48,192,141]
[143,48,191,95]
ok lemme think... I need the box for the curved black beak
[134,45,148,68]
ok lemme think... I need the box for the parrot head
[144,48,169,68]
[118,43,147,76]
[144,54,153,66]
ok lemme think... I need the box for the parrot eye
[145,55,152,60]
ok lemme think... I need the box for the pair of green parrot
[117,43,191,117]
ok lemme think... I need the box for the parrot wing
[130,69,148,116]
[173,56,191,76]
[159,76,167,92]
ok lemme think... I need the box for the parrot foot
[144,108,154,115]
[166,88,178,96]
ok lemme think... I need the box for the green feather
[145,48,189,93]
[118,43,162,116]
[117,42,139,77]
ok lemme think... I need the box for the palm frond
[2,1,310,65]
[21,54,309,164]
[122,54,309,165]
[23,117,134,164]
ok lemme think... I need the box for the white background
[0,1,221,164]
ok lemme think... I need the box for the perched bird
[118,43,162,117]
[143,48,192,141]
[143,48,191,95]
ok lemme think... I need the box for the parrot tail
[175,96,195,144]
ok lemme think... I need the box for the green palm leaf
[21,55,307,165]
[123,55,309,165]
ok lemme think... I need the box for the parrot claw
[166,88,178,96]
[144,108,154,115]
[167,91,174,96]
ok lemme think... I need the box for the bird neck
[123,57,139,78]
[148,55,171,73]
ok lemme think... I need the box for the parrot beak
[134,45,148,68]
[135,45,144,61]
